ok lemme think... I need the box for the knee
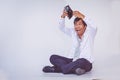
[86,64,92,72]
[50,55,58,63]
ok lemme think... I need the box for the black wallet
[64,5,73,19]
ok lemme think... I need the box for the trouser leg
[61,58,92,74]
[50,55,73,72]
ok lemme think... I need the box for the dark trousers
[50,55,92,74]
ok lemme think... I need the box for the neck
[78,34,82,39]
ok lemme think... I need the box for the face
[74,20,86,37]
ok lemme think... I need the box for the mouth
[76,30,81,32]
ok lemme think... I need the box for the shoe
[42,66,55,73]
[75,68,86,75]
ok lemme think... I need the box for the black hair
[74,17,87,26]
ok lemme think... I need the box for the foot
[42,66,55,73]
[75,68,86,75]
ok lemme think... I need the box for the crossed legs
[43,54,92,75]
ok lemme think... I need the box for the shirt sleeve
[83,17,97,35]
[58,18,72,37]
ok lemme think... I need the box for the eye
[78,23,82,25]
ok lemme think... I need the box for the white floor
[0,54,120,80]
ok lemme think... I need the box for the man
[42,10,97,75]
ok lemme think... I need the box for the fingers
[73,11,79,14]
[64,12,68,16]
[73,11,85,19]
[61,10,68,18]
[73,11,80,16]
[63,9,68,15]
[73,11,79,18]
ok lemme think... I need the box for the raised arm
[58,10,73,37]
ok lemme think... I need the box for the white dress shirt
[59,17,97,63]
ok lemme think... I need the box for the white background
[0,0,120,80]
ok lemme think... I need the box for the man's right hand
[61,10,68,18]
